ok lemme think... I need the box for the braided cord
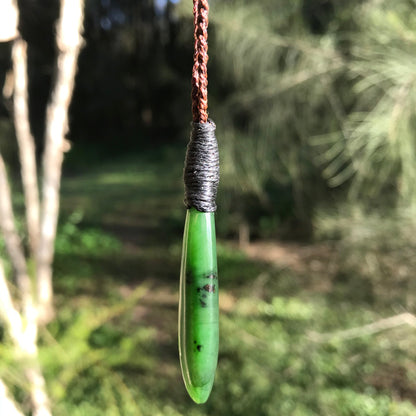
[192,0,209,123]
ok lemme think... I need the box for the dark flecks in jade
[203,284,215,293]
[193,340,204,352]
[196,279,215,308]
[206,274,217,280]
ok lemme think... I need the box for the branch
[2,70,14,100]
[0,0,18,42]
[0,259,23,346]
[308,313,416,343]
[0,378,24,416]
[0,261,50,416]
[24,365,51,416]
[12,38,40,259]
[37,0,85,324]
[0,156,33,319]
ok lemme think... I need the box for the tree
[0,0,84,414]
[320,0,416,207]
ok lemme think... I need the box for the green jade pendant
[179,208,219,404]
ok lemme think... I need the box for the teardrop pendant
[178,208,219,404]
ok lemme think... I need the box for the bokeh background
[1,0,416,415]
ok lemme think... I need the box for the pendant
[178,208,219,404]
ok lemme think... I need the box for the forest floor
[49,145,416,415]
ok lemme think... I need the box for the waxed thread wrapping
[184,120,219,213]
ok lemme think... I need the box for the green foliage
[0,151,411,415]
[42,284,151,416]
[208,0,343,233]
[257,296,315,320]
[210,291,416,416]
[55,210,122,257]
[315,207,416,308]
[318,0,416,206]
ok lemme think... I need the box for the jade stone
[179,208,219,404]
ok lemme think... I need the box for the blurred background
[1,0,416,414]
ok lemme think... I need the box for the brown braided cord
[192,0,209,123]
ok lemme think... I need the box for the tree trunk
[37,0,85,324]
[0,156,33,318]
[12,38,40,259]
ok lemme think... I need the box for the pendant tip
[187,382,214,404]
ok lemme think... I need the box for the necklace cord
[192,0,209,123]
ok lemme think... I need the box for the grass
[34,145,416,415]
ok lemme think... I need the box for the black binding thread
[184,119,219,213]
